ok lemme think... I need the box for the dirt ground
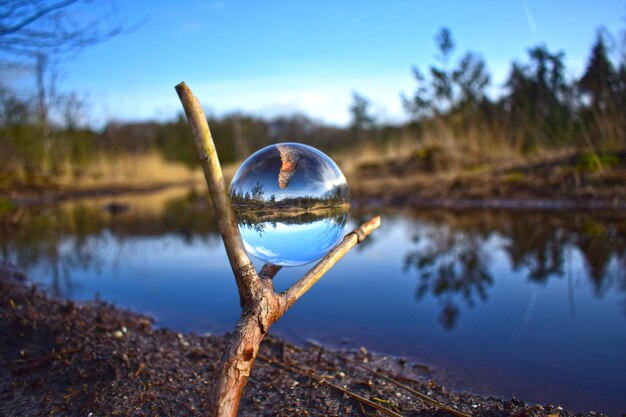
[0,263,611,417]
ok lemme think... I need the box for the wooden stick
[348,360,469,417]
[283,216,381,308]
[175,82,381,417]
[258,354,403,417]
[175,82,257,300]
[259,263,282,281]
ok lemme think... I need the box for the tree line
[231,181,349,211]
[398,27,626,153]
[1,19,625,181]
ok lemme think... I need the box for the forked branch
[282,216,380,308]
[175,81,381,417]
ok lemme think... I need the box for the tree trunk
[209,280,285,417]
[35,53,51,172]
[175,82,380,417]
[210,314,262,416]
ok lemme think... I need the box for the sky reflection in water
[2,198,625,415]
[239,216,348,266]
[230,143,350,266]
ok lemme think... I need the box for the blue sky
[10,0,626,127]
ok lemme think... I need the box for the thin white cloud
[521,0,538,36]
[192,72,413,125]
[85,72,414,127]
[254,245,278,258]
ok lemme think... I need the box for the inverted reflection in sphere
[229,143,350,266]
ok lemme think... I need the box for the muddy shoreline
[0,263,611,416]
[3,149,626,212]
[3,180,198,206]
[5,181,626,213]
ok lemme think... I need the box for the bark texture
[175,82,380,417]
[211,270,286,416]
[277,144,300,189]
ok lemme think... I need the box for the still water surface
[2,189,625,414]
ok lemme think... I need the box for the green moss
[582,220,605,237]
[357,161,382,172]
[503,171,525,183]
[415,147,429,160]
[577,151,619,172]
[414,144,442,161]
[0,198,17,215]
[465,163,489,174]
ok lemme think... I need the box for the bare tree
[0,0,123,59]
[176,82,381,417]
[0,0,126,169]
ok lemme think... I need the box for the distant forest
[231,181,350,211]
[1,27,625,178]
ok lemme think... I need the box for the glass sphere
[230,142,350,266]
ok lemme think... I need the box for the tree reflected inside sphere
[229,143,350,266]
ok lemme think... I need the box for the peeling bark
[210,282,285,417]
[276,144,300,189]
[175,82,380,417]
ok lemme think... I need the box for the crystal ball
[230,142,350,266]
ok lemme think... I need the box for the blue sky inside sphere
[239,216,348,266]
[229,143,350,266]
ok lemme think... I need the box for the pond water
[2,188,625,415]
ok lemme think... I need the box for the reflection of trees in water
[404,225,493,330]
[505,221,570,282]
[574,223,626,297]
[235,207,349,239]
[161,192,221,244]
[505,214,626,319]
[231,181,349,211]
[238,217,269,237]
[0,190,223,296]
[502,214,626,294]
[398,209,626,328]
[1,205,106,297]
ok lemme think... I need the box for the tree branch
[0,0,80,36]
[175,82,258,302]
[259,263,282,281]
[0,0,128,60]
[282,216,381,308]
[175,82,381,417]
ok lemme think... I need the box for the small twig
[302,346,468,417]
[371,396,402,414]
[11,347,81,374]
[259,263,282,281]
[357,401,373,417]
[11,206,26,225]
[133,362,145,378]
[258,354,403,417]
[322,378,403,417]
[10,347,81,364]
[283,216,381,307]
[347,358,469,417]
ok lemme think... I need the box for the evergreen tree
[579,31,617,112]
[502,45,572,149]
[349,92,375,141]
[577,29,625,148]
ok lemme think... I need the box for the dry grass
[53,151,205,188]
